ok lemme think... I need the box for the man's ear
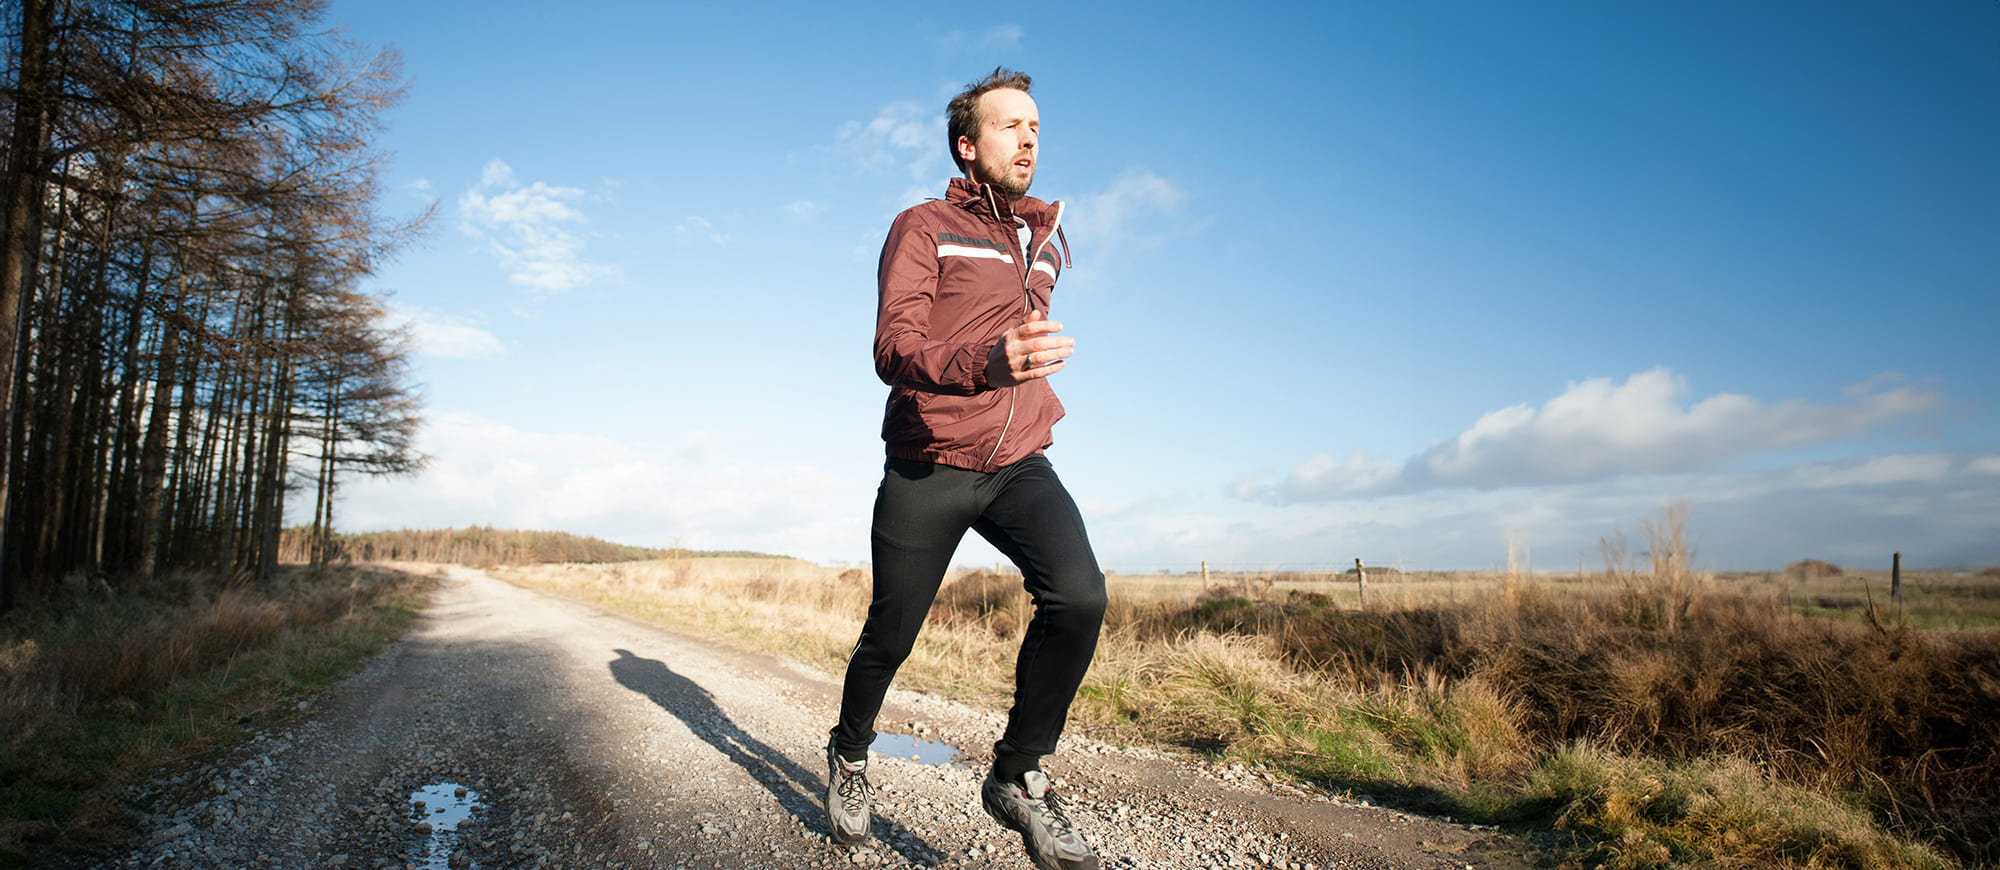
[956,134,977,166]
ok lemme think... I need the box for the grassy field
[499,542,1999,870]
[0,564,436,866]
[1103,566,2000,630]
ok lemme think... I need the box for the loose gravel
[55,568,1535,869]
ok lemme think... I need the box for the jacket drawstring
[968,179,1068,268]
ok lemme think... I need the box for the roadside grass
[0,565,434,866]
[494,539,1997,870]
[495,557,1021,708]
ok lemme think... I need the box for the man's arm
[873,211,1076,394]
[873,211,994,395]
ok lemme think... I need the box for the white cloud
[316,408,2000,571]
[458,159,618,296]
[321,413,868,559]
[983,24,1024,49]
[784,200,826,218]
[1064,169,1188,260]
[1231,450,1399,501]
[378,304,504,360]
[1843,370,1906,397]
[673,215,730,247]
[1788,453,1952,489]
[1242,368,1948,502]
[1100,452,2000,572]
[837,102,949,205]
[934,24,1025,54]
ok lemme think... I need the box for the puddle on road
[874,732,973,768]
[409,782,481,870]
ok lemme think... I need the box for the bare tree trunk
[136,317,179,582]
[0,0,56,609]
[27,163,81,581]
[100,238,155,571]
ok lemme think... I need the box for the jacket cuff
[968,343,994,392]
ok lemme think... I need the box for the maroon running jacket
[874,177,1073,472]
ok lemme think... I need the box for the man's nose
[1020,129,1037,149]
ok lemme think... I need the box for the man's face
[959,88,1039,201]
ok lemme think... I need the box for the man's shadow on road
[607,649,944,864]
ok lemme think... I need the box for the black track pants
[833,454,1107,771]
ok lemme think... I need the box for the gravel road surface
[73,567,1536,869]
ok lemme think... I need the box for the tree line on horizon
[0,0,426,610]
[276,526,792,568]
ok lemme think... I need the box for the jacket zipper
[980,190,1064,470]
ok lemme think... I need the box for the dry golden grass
[1,565,433,864]
[496,525,1997,869]
[495,558,1028,707]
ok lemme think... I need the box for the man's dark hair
[946,67,1033,174]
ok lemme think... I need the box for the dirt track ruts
[65,567,1536,869]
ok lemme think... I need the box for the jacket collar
[947,176,1056,229]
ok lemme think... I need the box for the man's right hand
[985,309,1074,388]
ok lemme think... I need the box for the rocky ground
[54,568,1543,869]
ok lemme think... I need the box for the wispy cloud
[836,102,949,207]
[378,303,504,359]
[934,24,1025,54]
[1236,368,1949,503]
[1143,451,2000,571]
[1843,370,1906,397]
[985,24,1024,49]
[1065,169,1189,261]
[318,415,2000,572]
[784,200,826,218]
[457,159,618,296]
[322,413,865,559]
[673,215,730,247]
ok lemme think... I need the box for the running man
[825,68,1106,870]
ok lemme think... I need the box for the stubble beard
[996,174,1031,202]
[978,153,1033,202]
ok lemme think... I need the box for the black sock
[992,750,1040,785]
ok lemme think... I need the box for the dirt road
[80,567,1531,869]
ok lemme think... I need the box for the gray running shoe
[824,739,872,845]
[981,770,1099,870]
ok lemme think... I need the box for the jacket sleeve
[873,210,993,394]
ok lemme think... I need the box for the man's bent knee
[1036,573,1107,624]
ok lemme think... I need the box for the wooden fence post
[1201,560,1209,591]
[1892,552,1902,602]
[1355,558,1367,609]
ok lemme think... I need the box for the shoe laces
[1030,784,1078,839]
[835,764,873,814]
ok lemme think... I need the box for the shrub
[1785,559,1844,580]
[928,570,1031,638]
[1137,573,2000,865]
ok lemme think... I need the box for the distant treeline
[276,527,786,567]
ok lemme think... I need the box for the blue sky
[317,1,2000,572]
